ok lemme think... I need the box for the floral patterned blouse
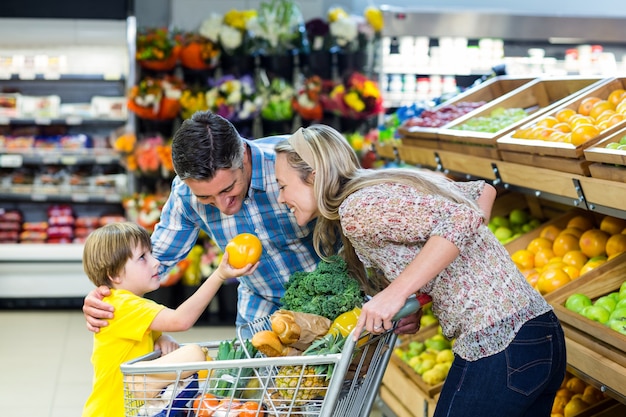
[339,180,551,361]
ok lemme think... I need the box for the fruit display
[401,101,486,128]
[551,373,608,417]
[564,281,626,334]
[602,133,626,151]
[509,213,626,296]
[450,107,528,133]
[510,87,626,146]
[393,326,454,387]
[487,208,542,245]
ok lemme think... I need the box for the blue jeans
[433,311,566,417]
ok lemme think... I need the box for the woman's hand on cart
[353,294,423,341]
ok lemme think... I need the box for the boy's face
[112,244,160,296]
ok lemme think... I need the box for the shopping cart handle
[391,294,422,321]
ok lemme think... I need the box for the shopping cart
[121,297,421,417]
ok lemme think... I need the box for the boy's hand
[83,286,114,333]
[155,334,179,356]
[215,251,259,281]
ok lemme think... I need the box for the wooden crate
[399,76,535,145]
[388,325,445,398]
[374,142,398,160]
[380,368,438,417]
[497,77,626,161]
[437,76,605,151]
[583,125,626,181]
[545,252,626,366]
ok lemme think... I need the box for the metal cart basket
[121,298,420,417]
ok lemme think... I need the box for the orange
[552,233,581,257]
[599,216,626,235]
[570,124,600,146]
[562,265,580,280]
[563,397,590,417]
[511,249,535,270]
[588,100,614,119]
[536,268,571,295]
[568,115,595,128]
[224,233,263,268]
[559,227,583,239]
[579,229,609,258]
[525,270,540,287]
[605,234,626,257]
[555,108,577,123]
[565,377,586,395]
[540,224,563,241]
[594,109,616,123]
[566,215,595,231]
[548,131,569,142]
[580,257,607,275]
[552,395,568,415]
[526,237,554,254]
[606,113,626,127]
[534,248,555,268]
[607,88,626,107]
[544,260,566,270]
[578,96,602,116]
[616,99,626,114]
[552,122,572,133]
[512,127,532,139]
[561,250,589,269]
[536,116,559,128]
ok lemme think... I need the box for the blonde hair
[277,124,482,293]
[82,222,153,288]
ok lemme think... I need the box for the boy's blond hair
[82,222,152,287]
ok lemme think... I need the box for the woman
[274,124,566,417]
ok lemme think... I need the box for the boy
[81,222,257,416]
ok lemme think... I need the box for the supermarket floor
[0,309,385,417]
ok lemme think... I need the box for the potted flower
[205,74,263,138]
[179,88,209,120]
[247,0,308,82]
[321,72,383,132]
[136,27,179,72]
[259,77,296,135]
[302,17,332,79]
[292,75,324,124]
[328,6,384,76]
[177,30,221,84]
[201,9,258,75]
[127,75,184,136]
[112,133,174,179]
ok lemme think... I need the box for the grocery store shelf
[0,148,122,166]
[377,142,626,218]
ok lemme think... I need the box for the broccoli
[280,255,364,320]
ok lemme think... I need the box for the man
[83,111,419,335]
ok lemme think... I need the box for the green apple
[608,292,621,302]
[490,216,510,228]
[606,142,621,150]
[620,135,626,145]
[609,308,626,321]
[619,281,626,300]
[607,319,626,335]
[420,314,439,327]
[581,305,611,324]
[487,222,497,233]
[494,226,513,241]
[615,298,626,309]
[618,144,626,151]
[594,296,617,313]
[509,209,529,225]
[565,293,592,313]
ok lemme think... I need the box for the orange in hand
[225,233,263,268]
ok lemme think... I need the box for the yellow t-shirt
[82,289,165,417]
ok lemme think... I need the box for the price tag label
[32,193,47,201]
[104,194,120,203]
[72,194,89,202]
[42,156,60,164]
[0,154,23,167]
[60,156,78,165]
[65,116,82,125]
[34,118,52,125]
[95,155,114,164]
[0,116,10,125]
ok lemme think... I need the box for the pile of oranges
[551,374,606,417]
[510,213,626,295]
[512,88,626,146]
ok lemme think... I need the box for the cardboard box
[438,76,605,154]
